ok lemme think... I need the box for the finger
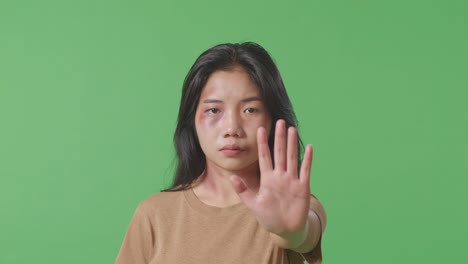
[274,119,287,171]
[230,175,256,209]
[299,144,313,186]
[287,126,298,178]
[257,126,273,174]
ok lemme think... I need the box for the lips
[220,144,241,151]
[220,144,243,156]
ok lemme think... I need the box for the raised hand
[230,119,313,245]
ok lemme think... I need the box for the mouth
[220,145,243,156]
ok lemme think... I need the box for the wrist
[270,219,309,249]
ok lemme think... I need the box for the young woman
[116,42,326,264]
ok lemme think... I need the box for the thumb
[230,175,256,209]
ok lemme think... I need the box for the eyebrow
[202,96,262,103]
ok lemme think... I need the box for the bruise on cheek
[196,111,206,125]
[196,110,217,128]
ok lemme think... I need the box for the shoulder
[143,190,185,204]
[136,190,186,216]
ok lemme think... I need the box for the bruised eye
[244,107,258,114]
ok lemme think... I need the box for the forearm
[270,209,322,253]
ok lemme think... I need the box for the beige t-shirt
[116,188,326,264]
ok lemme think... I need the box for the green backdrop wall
[1,0,467,263]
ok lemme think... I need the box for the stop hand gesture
[230,119,313,248]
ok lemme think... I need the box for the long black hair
[164,42,303,192]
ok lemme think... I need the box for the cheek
[196,112,219,133]
[258,115,272,134]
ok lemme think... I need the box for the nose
[223,111,243,138]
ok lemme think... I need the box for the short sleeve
[115,203,155,264]
[301,194,327,264]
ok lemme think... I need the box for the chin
[219,159,259,173]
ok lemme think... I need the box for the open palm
[230,119,313,236]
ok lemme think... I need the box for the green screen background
[1,0,467,263]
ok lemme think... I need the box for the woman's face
[195,66,272,173]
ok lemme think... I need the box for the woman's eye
[244,107,257,114]
[207,108,220,114]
